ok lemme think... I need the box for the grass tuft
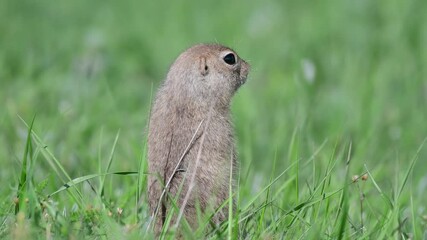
[2,0,427,238]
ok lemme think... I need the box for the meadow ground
[1,0,427,239]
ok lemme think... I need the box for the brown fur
[147,44,250,235]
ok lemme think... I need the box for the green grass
[1,0,427,239]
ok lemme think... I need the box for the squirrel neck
[163,85,231,118]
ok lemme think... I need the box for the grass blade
[15,115,36,214]
[336,142,351,240]
[99,129,121,197]
[397,137,426,200]
[48,171,138,197]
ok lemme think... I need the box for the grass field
[1,0,427,239]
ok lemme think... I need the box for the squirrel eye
[223,53,236,65]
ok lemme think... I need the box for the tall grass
[1,0,427,238]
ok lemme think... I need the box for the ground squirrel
[147,43,249,235]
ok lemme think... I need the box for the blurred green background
[1,0,427,236]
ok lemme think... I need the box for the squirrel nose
[240,61,250,79]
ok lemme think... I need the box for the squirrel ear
[199,56,208,76]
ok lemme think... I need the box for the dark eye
[223,53,236,65]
